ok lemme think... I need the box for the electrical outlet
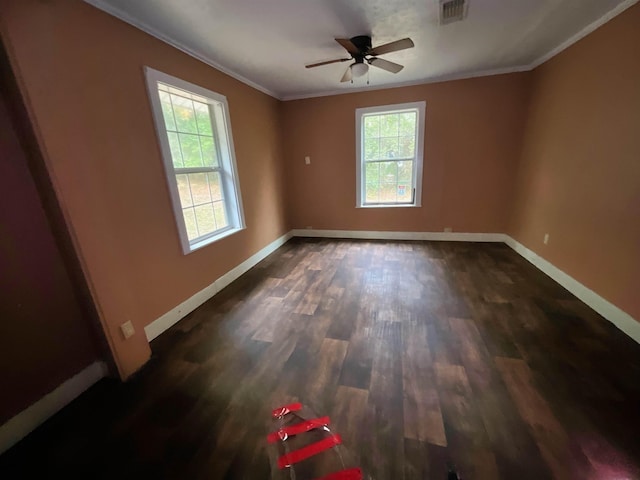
[305,226,313,229]
[120,321,135,340]
[304,156,311,165]
[444,227,453,233]
[543,233,549,245]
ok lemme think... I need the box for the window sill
[356,203,422,209]
[186,226,245,254]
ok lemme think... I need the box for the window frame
[355,101,426,208]
[144,67,245,254]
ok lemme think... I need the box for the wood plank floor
[2,238,640,479]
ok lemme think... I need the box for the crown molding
[284,0,639,101]
[280,65,531,101]
[528,0,639,69]
[83,0,280,99]
[85,0,638,102]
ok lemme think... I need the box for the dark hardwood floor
[2,238,640,479]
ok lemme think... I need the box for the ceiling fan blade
[306,58,351,68]
[369,57,404,74]
[369,38,414,56]
[335,38,360,55]
[340,65,353,83]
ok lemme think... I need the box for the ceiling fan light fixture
[308,35,413,83]
[351,62,369,78]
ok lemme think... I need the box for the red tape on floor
[277,434,342,469]
[272,402,303,418]
[314,468,363,480]
[267,416,331,444]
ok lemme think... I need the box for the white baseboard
[504,236,640,343]
[144,227,639,345]
[4,231,634,456]
[291,229,507,242]
[290,229,638,343]
[0,361,107,455]
[144,231,293,341]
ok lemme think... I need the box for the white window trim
[144,67,245,254]
[355,101,426,208]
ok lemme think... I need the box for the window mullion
[185,173,195,209]
[166,93,184,168]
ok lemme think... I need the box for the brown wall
[509,4,640,321]
[0,88,99,423]
[281,74,531,233]
[1,0,638,388]
[0,0,288,378]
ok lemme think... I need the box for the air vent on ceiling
[440,0,468,25]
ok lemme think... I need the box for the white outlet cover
[120,321,135,339]
[304,156,310,165]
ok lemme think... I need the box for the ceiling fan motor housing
[350,35,372,54]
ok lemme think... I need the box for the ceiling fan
[306,35,414,82]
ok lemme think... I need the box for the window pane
[398,160,413,183]
[364,115,380,139]
[159,91,176,131]
[171,94,198,133]
[365,183,380,203]
[365,162,380,184]
[380,183,397,203]
[200,135,219,167]
[208,172,223,201]
[380,161,398,183]
[363,161,415,204]
[213,201,228,229]
[399,136,416,158]
[194,101,213,136]
[182,207,198,241]
[364,137,380,161]
[397,183,412,203]
[176,174,193,207]
[188,173,211,205]
[194,203,216,235]
[167,131,183,168]
[380,135,400,159]
[399,111,416,136]
[380,114,399,137]
[179,133,203,168]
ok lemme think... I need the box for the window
[356,101,425,207]
[144,67,245,254]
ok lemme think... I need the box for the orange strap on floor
[314,468,363,480]
[272,402,303,418]
[277,434,342,469]
[267,416,331,444]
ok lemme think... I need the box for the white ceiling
[86,0,636,100]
